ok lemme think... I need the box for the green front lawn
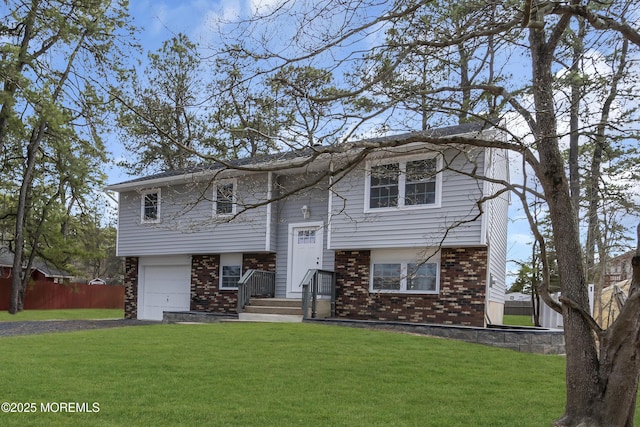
[502,314,534,327]
[0,308,123,322]
[0,323,568,426]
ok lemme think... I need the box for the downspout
[485,241,493,326]
[265,171,273,252]
[326,161,333,250]
[482,148,493,326]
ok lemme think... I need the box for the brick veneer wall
[190,253,277,314]
[243,253,276,272]
[334,247,487,327]
[124,257,138,319]
[191,254,235,313]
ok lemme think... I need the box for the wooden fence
[0,278,124,310]
[504,300,533,316]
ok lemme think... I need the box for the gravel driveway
[0,319,158,338]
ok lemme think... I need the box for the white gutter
[265,171,273,252]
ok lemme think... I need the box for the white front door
[287,222,324,296]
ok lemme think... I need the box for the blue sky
[126,0,267,53]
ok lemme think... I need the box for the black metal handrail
[237,269,275,313]
[301,269,336,319]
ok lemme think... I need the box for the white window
[370,249,440,294]
[141,189,161,223]
[370,163,400,208]
[220,253,242,289]
[365,156,440,211]
[297,230,316,244]
[214,180,236,216]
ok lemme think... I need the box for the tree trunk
[568,18,585,229]
[592,256,640,426]
[9,124,43,314]
[528,24,640,427]
[8,27,87,313]
[531,288,541,327]
[528,25,609,426]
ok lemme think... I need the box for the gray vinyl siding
[485,148,509,304]
[274,175,334,297]
[329,148,486,250]
[116,174,271,256]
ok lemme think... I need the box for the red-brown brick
[124,257,138,319]
[190,254,236,313]
[334,247,487,327]
[190,253,276,314]
[243,253,276,272]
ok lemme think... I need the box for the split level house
[107,122,509,326]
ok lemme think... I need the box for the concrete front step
[237,313,303,323]
[243,305,303,315]
[249,298,302,308]
[240,298,304,320]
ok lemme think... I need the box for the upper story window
[366,156,440,211]
[405,159,437,205]
[370,163,400,208]
[141,189,160,223]
[214,180,236,216]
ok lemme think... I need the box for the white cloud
[249,0,282,16]
[509,232,533,247]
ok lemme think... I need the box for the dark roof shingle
[108,121,494,188]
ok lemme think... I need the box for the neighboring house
[605,250,635,286]
[503,291,534,317]
[504,292,530,302]
[0,246,74,283]
[107,122,509,326]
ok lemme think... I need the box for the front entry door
[288,223,324,296]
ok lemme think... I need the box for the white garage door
[139,257,191,321]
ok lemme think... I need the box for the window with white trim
[220,253,242,289]
[370,249,440,294]
[366,156,439,210]
[141,189,160,223]
[370,163,400,208]
[214,180,236,216]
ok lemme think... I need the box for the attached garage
[138,256,191,321]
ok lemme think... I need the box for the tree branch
[559,295,603,334]
[552,4,640,47]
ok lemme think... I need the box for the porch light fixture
[301,205,310,219]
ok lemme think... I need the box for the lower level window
[371,261,438,293]
[220,253,242,289]
[372,264,401,290]
[407,263,438,291]
[221,265,241,288]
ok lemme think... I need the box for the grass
[0,322,569,426]
[0,308,123,322]
[502,314,534,327]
